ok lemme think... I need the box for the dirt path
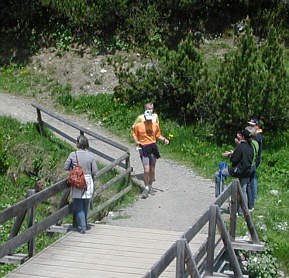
[0,92,215,232]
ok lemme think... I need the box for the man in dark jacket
[215,130,254,212]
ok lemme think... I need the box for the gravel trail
[0,92,215,232]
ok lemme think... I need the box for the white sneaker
[141,188,149,199]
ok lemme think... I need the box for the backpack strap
[75,151,79,166]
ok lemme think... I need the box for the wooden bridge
[3,224,207,278]
[0,105,264,278]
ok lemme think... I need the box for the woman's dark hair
[76,135,89,149]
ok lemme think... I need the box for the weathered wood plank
[3,223,237,278]
[205,274,248,278]
[10,264,149,278]
[56,240,175,256]
[26,189,35,258]
[148,242,177,278]
[236,183,260,244]
[176,239,185,278]
[41,245,173,260]
[229,180,238,239]
[59,235,179,249]
[35,252,176,268]
[206,205,217,276]
[49,223,184,241]
[214,184,232,207]
[87,223,186,236]
[0,253,28,264]
[215,207,243,278]
[231,240,265,252]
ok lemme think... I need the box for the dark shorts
[139,149,156,166]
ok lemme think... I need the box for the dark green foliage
[211,19,289,141]
[113,33,209,125]
[2,0,289,63]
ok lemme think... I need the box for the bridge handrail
[0,153,131,260]
[143,180,264,278]
[31,103,129,152]
[0,106,133,263]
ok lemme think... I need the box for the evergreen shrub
[210,19,289,141]
[113,32,209,125]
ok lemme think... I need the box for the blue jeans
[247,167,257,209]
[73,198,90,231]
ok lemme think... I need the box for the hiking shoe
[141,188,149,199]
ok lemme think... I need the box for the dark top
[228,140,253,178]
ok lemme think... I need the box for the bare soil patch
[27,47,143,96]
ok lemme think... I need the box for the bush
[113,32,209,125]
[211,18,289,142]
[244,245,279,278]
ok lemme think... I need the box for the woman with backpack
[64,135,97,234]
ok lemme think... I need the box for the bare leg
[149,166,155,187]
[143,165,150,187]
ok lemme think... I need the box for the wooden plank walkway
[4,224,208,278]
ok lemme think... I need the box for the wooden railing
[142,180,264,278]
[31,103,130,169]
[0,105,133,264]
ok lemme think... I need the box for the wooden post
[205,205,217,276]
[7,210,27,255]
[27,189,35,258]
[125,152,131,186]
[237,183,260,243]
[184,241,201,278]
[8,211,27,240]
[230,180,238,240]
[54,187,70,227]
[216,207,244,278]
[36,108,44,136]
[176,239,185,278]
